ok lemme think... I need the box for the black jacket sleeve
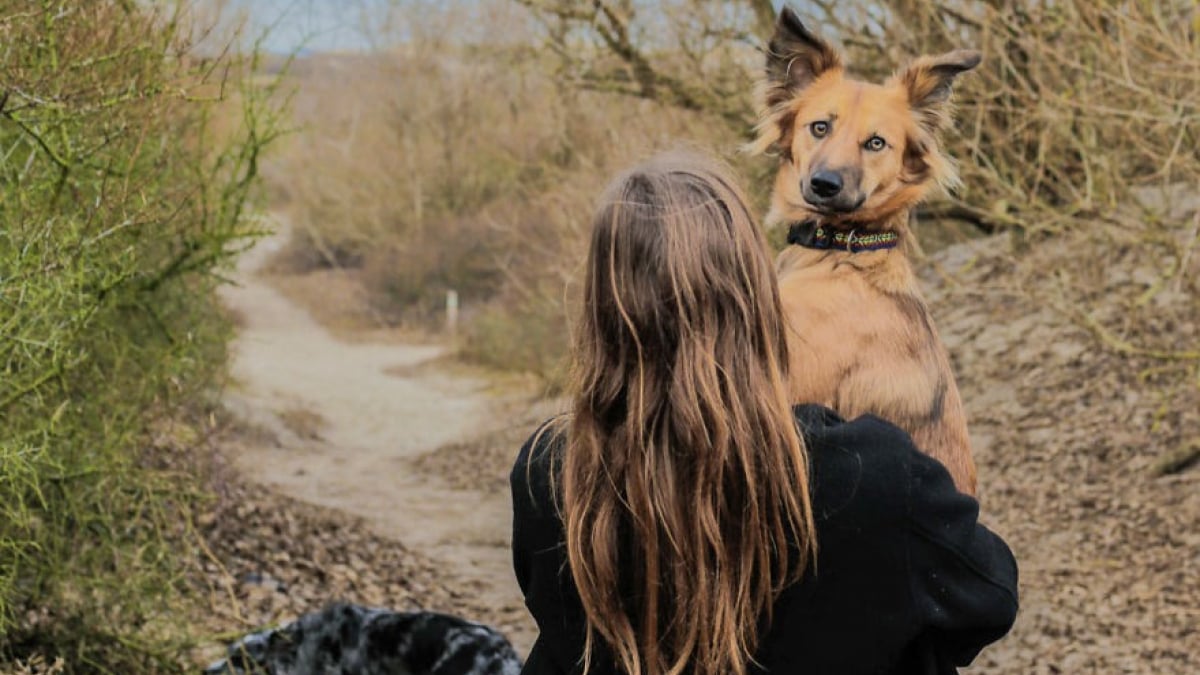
[510,432,541,602]
[905,442,1020,668]
[510,424,600,675]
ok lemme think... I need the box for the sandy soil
[216,217,542,653]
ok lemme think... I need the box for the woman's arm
[511,423,569,605]
[905,442,1019,667]
[510,431,546,601]
[510,424,597,675]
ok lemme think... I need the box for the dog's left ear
[763,7,842,107]
[895,49,982,132]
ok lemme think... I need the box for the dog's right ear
[763,6,842,108]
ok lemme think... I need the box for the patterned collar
[786,220,899,253]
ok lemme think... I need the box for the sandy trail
[217,217,534,649]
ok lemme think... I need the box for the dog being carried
[752,7,981,495]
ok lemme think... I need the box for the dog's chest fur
[776,244,951,433]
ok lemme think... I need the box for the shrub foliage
[0,1,279,667]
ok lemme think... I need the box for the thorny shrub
[0,0,282,669]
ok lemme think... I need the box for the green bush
[0,1,281,668]
[464,295,573,389]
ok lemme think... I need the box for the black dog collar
[786,220,899,253]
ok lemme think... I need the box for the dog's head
[751,7,980,227]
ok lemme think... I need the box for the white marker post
[446,289,459,338]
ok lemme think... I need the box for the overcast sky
[229,0,798,55]
[229,0,392,54]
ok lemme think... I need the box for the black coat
[510,405,1019,675]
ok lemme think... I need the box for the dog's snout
[809,171,843,198]
[802,167,864,213]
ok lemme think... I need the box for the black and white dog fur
[205,603,523,675]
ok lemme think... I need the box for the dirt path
[217,217,536,651]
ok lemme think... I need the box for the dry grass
[262,266,417,343]
[276,405,327,442]
[0,656,65,675]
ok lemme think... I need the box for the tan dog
[752,7,980,495]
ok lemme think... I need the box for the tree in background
[513,0,777,129]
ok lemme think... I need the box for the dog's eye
[811,121,830,138]
[864,135,887,152]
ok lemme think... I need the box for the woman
[510,152,1017,675]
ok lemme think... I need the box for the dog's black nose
[809,171,843,198]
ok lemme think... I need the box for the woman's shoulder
[510,417,568,511]
[512,417,566,469]
[794,404,921,472]
[794,403,983,527]
[792,404,936,519]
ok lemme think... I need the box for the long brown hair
[562,151,817,675]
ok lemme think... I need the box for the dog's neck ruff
[786,220,899,253]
